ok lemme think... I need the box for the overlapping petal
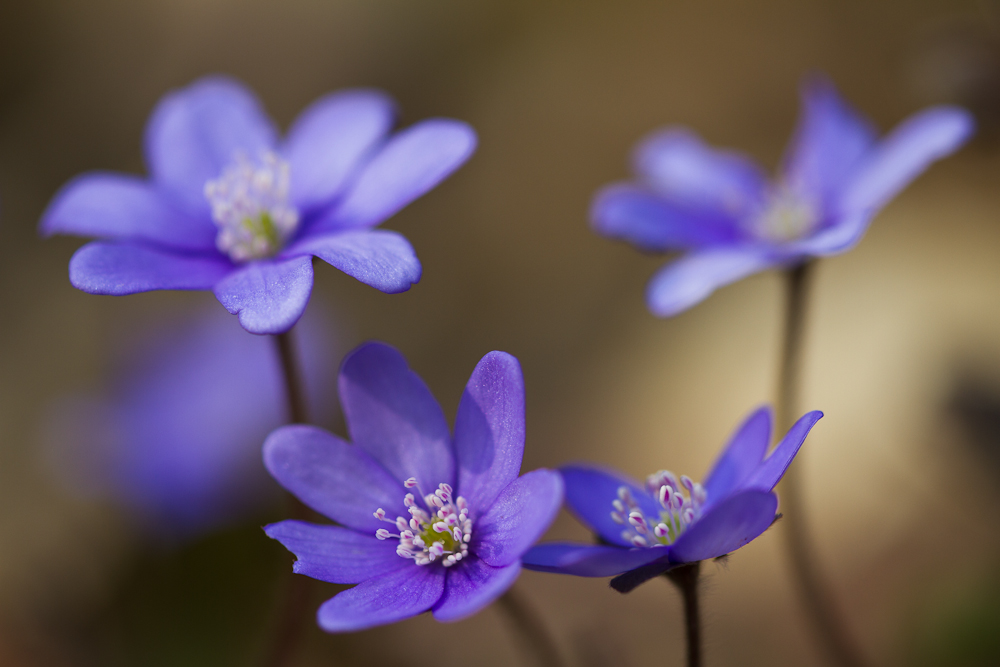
[522,542,669,577]
[317,565,445,633]
[212,255,313,334]
[338,342,453,490]
[667,489,777,563]
[560,464,659,548]
[41,173,216,250]
[69,241,232,295]
[432,559,521,623]
[473,469,563,567]
[265,520,408,584]
[289,230,421,293]
[262,425,406,533]
[454,351,526,515]
[283,89,396,212]
[702,406,771,504]
[590,184,742,251]
[145,76,278,216]
[743,410,823,491]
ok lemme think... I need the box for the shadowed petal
[645,247,778,317]
[474,469,563,567]
[522,543,669,577]
[338,342,453,490]
[560,464,659,548]
[590,183,742,251]
[432,559,521,623]
[283,89,396,212]
[69,242,232,295]
[265,520,408,584]
[668,489,777,563]
[839,106,973,219]
[782,77,876,205]
[317,565,445,632]
[325,118,477,228]
[213,256,313,334]
[702,407,772,505]
[288,229,420,293]
[40,173,216,250]
[454,352,525,515]
[263,425,406,533]
[145,76,278,216]
[633,128,768,220]
[743,410,823,492]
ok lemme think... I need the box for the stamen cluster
[754,186,818,242]
[204,151,300,262]
[611,470,707,547]
[374,479,472,567]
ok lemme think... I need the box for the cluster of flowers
[40,74,972,637]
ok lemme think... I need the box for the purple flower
[40,76,477,334]
[263,342,563,631]
[522,407,822,592]
[592,76,974,317]
[41,305,335,538]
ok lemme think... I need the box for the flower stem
[260,329,313,667]
[776,261,868,667]
[497,587,566,667]
[665,562,702,667]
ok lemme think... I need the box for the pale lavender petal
[645,247,778,317]
[522,543,669,577]
[839,106,974,217]
[668,489,777,562]
[317,565,445,632]
[324,119,477,228]
[474,469,563,567]
[262,425,406,533]
[702,407,772,505]
[338,342,453,490]
[560,464,659,548]
[145,76,278,216]
[453,351,525,516]
[213,256,313,334]
[633,128,768,220]
[432,559,521,623]
[282,89,396,212]
[265,520,407,584]
[287,229,420,293]
[40,173,215,250]
[743,410,823,492]
[782,76,876,205]
[590,183,743,251]
[69,241,232,295]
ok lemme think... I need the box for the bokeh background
[2,0,1000,665]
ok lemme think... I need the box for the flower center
[204,151,300,262]
[611,470,706,548]
[374,479,472,567]
[753,187,818,243]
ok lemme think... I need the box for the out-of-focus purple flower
[41,76,477,334]
[592,76,974,317]
[264,342,563,631]
[522,407,821,592]
[42,305,335,538]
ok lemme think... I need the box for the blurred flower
[41,76,477,334]
[522,407,821,592]
[42,305,335,539]
[264,342,563,631]
[592,75,974,317]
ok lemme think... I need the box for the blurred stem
[261,329,314,667]
[776,261,868,667]
[497,587,566,667]
[665,562,702,667]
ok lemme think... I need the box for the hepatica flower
[592,76,974,317]
[41,76,476,334]
[523,407,821,592]
[263,342,563,631]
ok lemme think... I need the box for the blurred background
[2,0,1000,665]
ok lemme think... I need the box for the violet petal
[522,542,669,577]
[702,406,772,505]
[288,229,420,294]
[265,520,408,584]
[212,255,313,334]
[69,241,232,295]
[560,464,659,548]
[432,558,521,623]
[317,565,445,632]
[743,410,823,491]
[668,489,777,563]
[474,469,563,568]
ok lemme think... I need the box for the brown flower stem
[665,562,702,667]
[776,261,868,667]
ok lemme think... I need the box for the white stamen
[614,468,708,548]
